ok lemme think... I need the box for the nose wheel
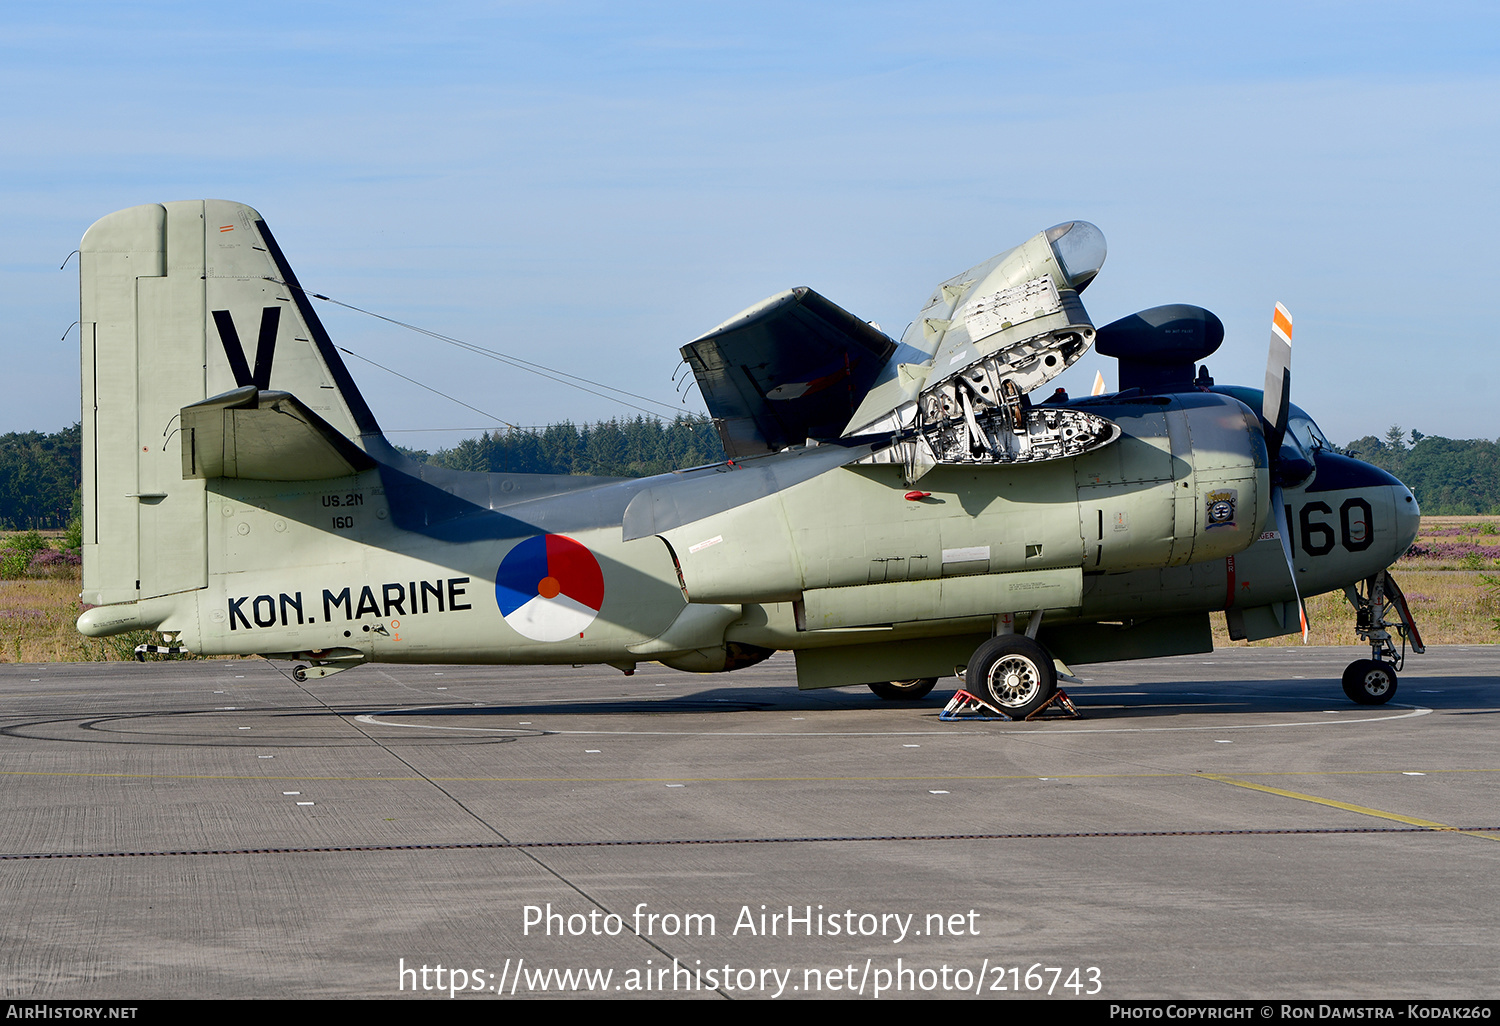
[1341,659,1397,705]
[1341,570,1422,707]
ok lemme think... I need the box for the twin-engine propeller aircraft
[76,201,1424,715]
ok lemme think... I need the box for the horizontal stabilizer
[681,287,896,459]
[181,386,378,481]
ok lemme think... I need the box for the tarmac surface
[0,645,1496,1001]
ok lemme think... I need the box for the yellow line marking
[1192,768,1500,778]
[1199,774,1498,840]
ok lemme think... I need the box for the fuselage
[122,388,1414,685]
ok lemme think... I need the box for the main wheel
[867,678,938,701]
[292,664,308,683]
[966,635,1056,719]
[1341,659,1397,705]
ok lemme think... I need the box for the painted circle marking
[496,535,604,642]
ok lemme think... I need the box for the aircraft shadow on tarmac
[4,675,1488,751]
[333,674,1495,722]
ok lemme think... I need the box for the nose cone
[1393,483,1421,554]
[1306,451,1421,566]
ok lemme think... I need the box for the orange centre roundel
[536,576,561,599]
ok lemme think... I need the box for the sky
[3,1,1497,450]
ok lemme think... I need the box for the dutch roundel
[495,535,605,642]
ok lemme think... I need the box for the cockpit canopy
[1210,385,1327,484]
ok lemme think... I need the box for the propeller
[1262,303,1293,457]
[1263,303,1307,642]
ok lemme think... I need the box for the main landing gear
[941,617,1079,721]
[864,611,1065,717]
[966,633,1057,719]
[1340,570,1425,706]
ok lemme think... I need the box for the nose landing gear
[1342,659,1398,705]
[1340,570,1424,706]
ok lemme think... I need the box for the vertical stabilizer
[80,200,382,606]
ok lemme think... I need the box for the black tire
[867,678,938,701]
[292,665,308,683]
[966,635,1056,718]
[1342,659,1397,705]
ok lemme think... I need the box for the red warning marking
[219,225,235,232]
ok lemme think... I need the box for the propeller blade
[1262,303,1292,456]
[1091,370,1106,396]
[1271,485,1309,643]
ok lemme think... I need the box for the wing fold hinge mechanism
[866,383,1121,483]
[860,277,1120,482]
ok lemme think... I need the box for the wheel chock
[939,689,1081,722]
[940,690,1009,721]
[1024,689,1080,721]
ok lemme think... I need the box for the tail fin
[80,199,381,606]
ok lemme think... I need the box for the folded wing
[681,287,896,459]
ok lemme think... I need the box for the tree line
[414,416,726,477]
[1345,427,1500,515]
[4,418,1499,529]
[0,425,80,530]
[0,418,726,529]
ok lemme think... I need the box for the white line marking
[353,699,1431,738]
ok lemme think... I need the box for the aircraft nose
[1393,483,1421,553]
